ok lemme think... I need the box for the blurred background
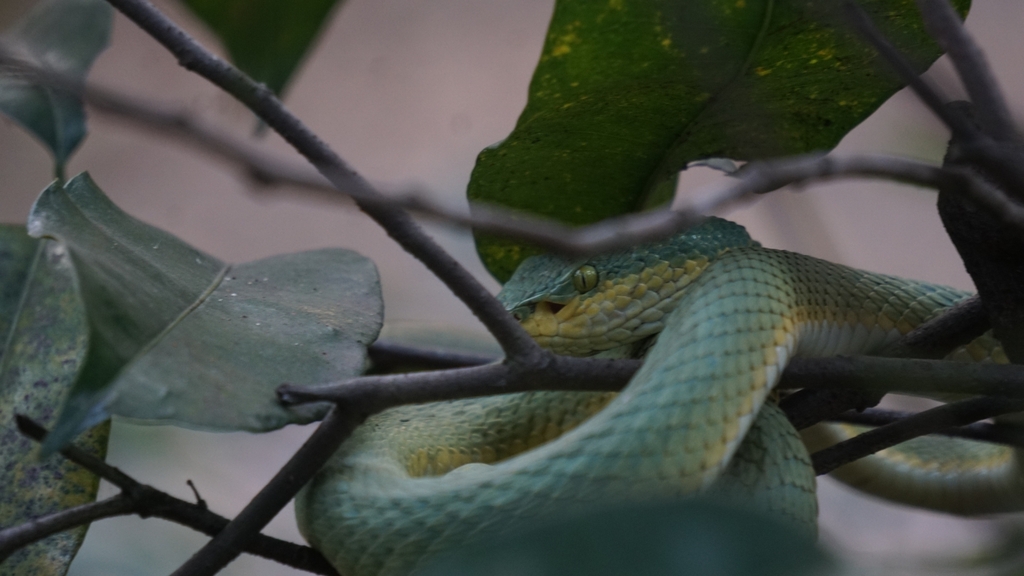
[1,0,1023,574]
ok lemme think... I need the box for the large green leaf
[182,0,344,96]
[27,174,383,450]
[468,0,969,282]
[0,0,112,174]
[415,499,835,576]
[0,226,109,576]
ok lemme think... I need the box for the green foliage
[182,0,345,96]
[0,0,112,176]
[0,0,985,572]
[415,499,833,576]
[0,226,108,576]
[468,0,970,282]
[26,174,383,451]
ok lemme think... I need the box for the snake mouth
[545,301,566,315]
[528,300,566,318]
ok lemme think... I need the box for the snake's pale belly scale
[297,219,1015,576]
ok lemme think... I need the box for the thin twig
[377,154,1024,255]
[812,397,1024,475]
[780,355,1024,399]
[829,407,1024,448]
[881,295,988,359]
[0,495,135,562]
[0,45,334,192]
[186,480,208,510]
[278,356,642,407]
[915,0,1016,141]
[6,416,339,576]
[367,339,498,372]
[168,406,362,576]
[844,1,1024,203]
[101,0,536,363]
[841,0,975,136]
[14,416,137,491]
[4,47,1021,255]
[780,295,988,430]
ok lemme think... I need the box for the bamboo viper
[296,217,1023,576]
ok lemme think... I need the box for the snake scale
[296,217,1024,576]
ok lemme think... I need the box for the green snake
[296,217,1024,576]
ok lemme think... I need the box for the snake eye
[572,265,598,293]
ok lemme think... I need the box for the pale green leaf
[26,174,382,449]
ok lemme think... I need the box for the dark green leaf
[415,499,835,576]
[468,0,969,282]
[0,0,113,172]
[27,174,382,448]
[182,0,343,96]
[0,226,109,576]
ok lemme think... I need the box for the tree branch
[99,0,536,364]
[915,0,1016,142]
[7,2,1010,572]
[812,397,1024,475]
[881,295,988,359]
[841,0,975,137]
[0,45,334,193]
[366,339,497,372]
[284,351,1024,419]
[278,356,642,408]
[0,495,136,562]
[779,355,1024,399]
[829,407,1024,448]
[5,416,339,576]
[780,294,988,429]
[158,406,364,576]
[843,1,1024,204]
[4,47,1021,256]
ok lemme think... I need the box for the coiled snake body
[296,218,1024,576]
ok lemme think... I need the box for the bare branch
[781,294,988,430]
[168,406,362,576]
[0,495,135,563]
[915,0,1017,141]
[99,0,536,365]
[830,407,1024,448]
[841,0,975,136]
[780,355,1024,399]
[378,154,1024,256]
[14,416,137,491]
[278,356,642,408]
[843,2,1024,203]
[881,294,988,359]
[368,339,497,372]
[6,45,1023,256]
[812,397,1024,475]
[9,416,339,576]
[0,44,334,192]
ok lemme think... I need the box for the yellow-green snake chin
[296,217,1019,576]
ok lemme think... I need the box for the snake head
[496,217,756,356]
[498,253,582,320]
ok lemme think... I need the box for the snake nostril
[548,302,566,315]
